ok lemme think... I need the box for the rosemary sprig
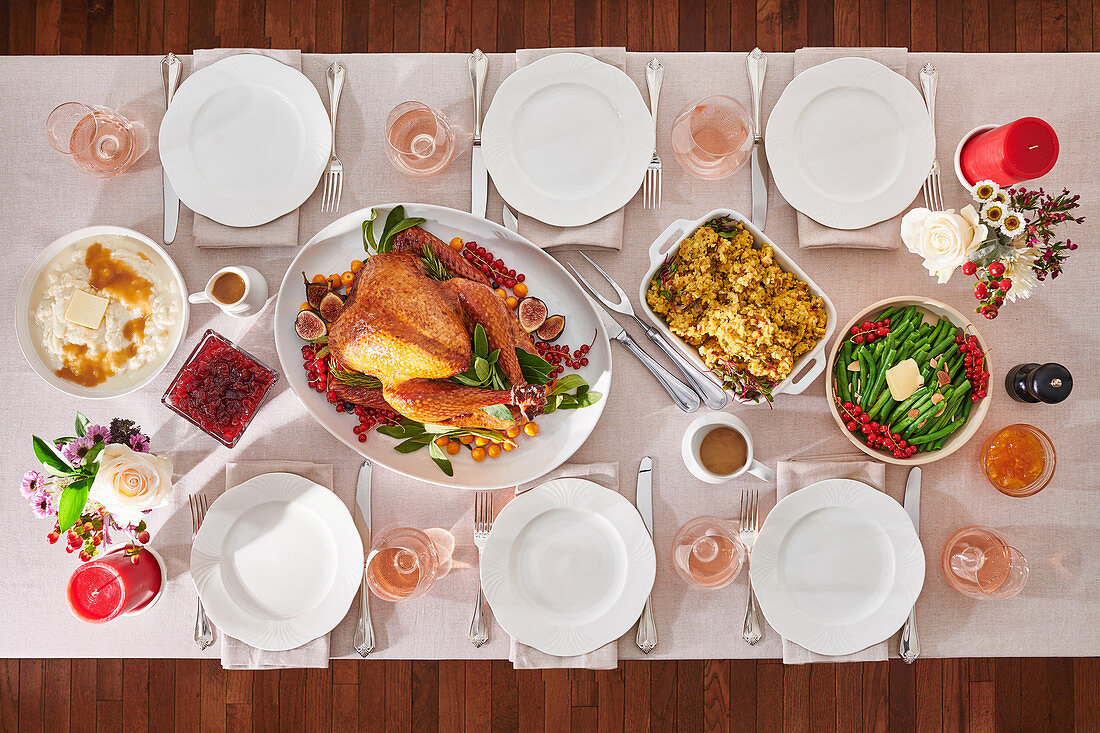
[421,243,450,282]
[328,359,383,390]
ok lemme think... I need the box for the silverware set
[469,490,494,647]
[919,63,944,211]
[738,488,763,645]
[320,62,346,214]
[188,493,214,650]
[642,58,664,210]
[568,252,728,411]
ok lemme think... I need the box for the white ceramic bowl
[15,225,190,400]
[824,296,991,465]
[638,208,837,403]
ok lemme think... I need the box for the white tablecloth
[1,51,1097,660]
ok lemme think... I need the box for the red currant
[988,261,1005,278]
[961,261,977,276]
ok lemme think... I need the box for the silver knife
[746,48,769,231]
[161,53,181,244]
[591,303,700,413]
[899,467,921,663]
[635,456,657,653]
[468,49,488,220]
[352,460,376,656]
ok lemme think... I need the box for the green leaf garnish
[57,478,91,532]
[33,436,73,475]
[75,412,89,438]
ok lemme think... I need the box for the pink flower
[30,489,56,519]
[86,424,110,444]
[20,470,45,499]
[128,434,150,453]
[62,436,95,465]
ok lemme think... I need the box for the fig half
[318,291,346,322]
[302,272,330,309]
[536,314,566,342]
[517,297,548,333]
[295,309,327,341]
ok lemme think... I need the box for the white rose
[900,205,988,283]
[88,444,174,525]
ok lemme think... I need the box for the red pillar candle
[959,117,1059,186]
[67,547,163,623]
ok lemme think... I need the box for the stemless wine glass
[46,102,141,178]
[384,101,456,178]
[941,526,1029,599]
[671,516,746,589]
[366,527,440,602]
[670,95,753,180]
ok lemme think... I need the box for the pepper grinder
[1005,363,1073,404]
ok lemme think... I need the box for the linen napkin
[511,48,630,252]
[792,47,910,250]
[507,461,621,670]
[219,460,333,669]
[775,457,890,664]
[189,48,304,248]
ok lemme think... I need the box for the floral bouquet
[900,182,1082,319]
[21,413,173,562]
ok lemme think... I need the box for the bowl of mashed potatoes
[639,209,835,404]
[16,226,189,399]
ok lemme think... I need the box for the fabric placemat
[511,47,630,252]
[507,461,621,669]
[775,457,890,664]
[219,460,333,669]
[792,47,910,250]
[190,48,304,248]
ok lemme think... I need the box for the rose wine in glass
[942,526,1029,599]
[46,102,141,178]
[670,95,753,180]
[672,516,746,588]
[367,527,440,601]
[385,101,456,178]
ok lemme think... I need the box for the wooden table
[2,2,1098,732]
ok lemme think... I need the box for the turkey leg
[384,378,544,426]
[391,226,492,287]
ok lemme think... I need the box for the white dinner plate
[159,54,332,227]
[480,479,656,656]
[765,57,935,229]
[749,478,925,656]
[272,204,612,490]
[482,53,655,227]
[190,473,364,651]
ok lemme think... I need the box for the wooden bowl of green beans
[825,296,992,466]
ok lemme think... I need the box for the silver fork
[919,63,943,211]
[567,252,728,410]
[738,488,763,645]
[643,58,663,210]
[469,491,493,647]
[320,62,345,213]
[189,494,214,650]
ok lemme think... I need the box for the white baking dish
[637,209,836,403]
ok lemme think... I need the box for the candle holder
[953,124,998,189]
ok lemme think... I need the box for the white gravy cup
[188,266,268,318]
[681,413,775,483]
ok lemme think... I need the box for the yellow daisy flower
[981,202,1005,224]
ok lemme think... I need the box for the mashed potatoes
[32,235,183,388]
[646,221,827,386]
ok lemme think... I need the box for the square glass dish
[162,329,279,447]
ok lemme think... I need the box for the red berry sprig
[461,241,526,290]
[847,317,890,345]
[962,260,1011,319]
[955,329,989,401]
[838,401,918,459]
[535,330,596,379]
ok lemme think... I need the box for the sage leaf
[75,412,89,438]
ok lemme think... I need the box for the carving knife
[161,53,181,245]
[635,456,657,653]
[898,467,921,663]
[587,300,700,413]
[468,49,488,220]
[352,460,376,656]
[746,48,769,231]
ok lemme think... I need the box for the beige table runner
[1,52,1096,662]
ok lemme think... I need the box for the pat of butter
[65,290,109,330]
[886,358,924,402]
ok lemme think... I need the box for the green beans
[908,418,965,446]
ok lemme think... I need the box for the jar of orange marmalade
[980,424,1056,497]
